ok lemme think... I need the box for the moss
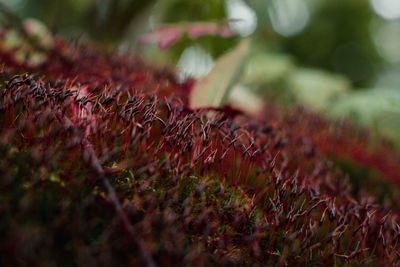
[1,23,400,265]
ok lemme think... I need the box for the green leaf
[189,37,251,108]
[287,68,350,111]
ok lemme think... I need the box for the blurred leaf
[0,19,53,67]
[242,52,295,85]
[227,84,264,115]
[189,37,251,108]
[139,21,235,50]
[287,68,350,110]
[1,29,22,50]
[22,18,54,49]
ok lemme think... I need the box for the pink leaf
[187,23,235,39]
[139,22,236,50]
[156,27,183,50]
[187,24,218,39]
[140,26,183,50]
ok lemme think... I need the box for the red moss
[1,25,400,265]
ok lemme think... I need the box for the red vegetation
[267,106,400,187]
[1,28,400,266]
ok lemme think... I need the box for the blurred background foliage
[2,0,400,147]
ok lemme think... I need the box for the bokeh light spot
[370,0,400,20]
[268,0,310,37]
[177,45,214,82]
[226,0,257,37]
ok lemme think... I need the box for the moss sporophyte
[1,22,400,266]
